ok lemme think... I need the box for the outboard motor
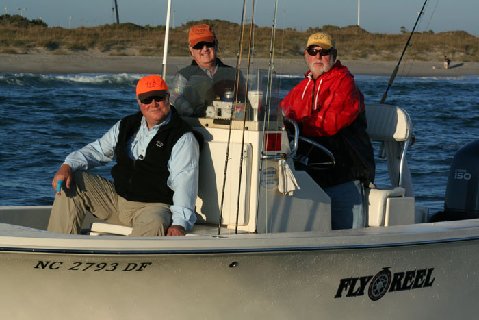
[431,140,479,221]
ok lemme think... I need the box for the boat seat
[367,186,402,226]
[88,223,202,236]
[89,222,132,236]
[366,104,411,143]
[365,104,415,227]
[365,103,413,193]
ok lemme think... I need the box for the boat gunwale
[2,220,479,255]
[1,236,479,255]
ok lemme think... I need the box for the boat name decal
[334,267,435,301]
[33,260,152,272]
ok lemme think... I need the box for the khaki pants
[48,171,171,236]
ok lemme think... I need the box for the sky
[1,0,477,35]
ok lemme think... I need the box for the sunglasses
[306,47,333,57]
[192,41,216,50]
[140,95,168,104]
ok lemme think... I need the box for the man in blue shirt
[48,74,200,236]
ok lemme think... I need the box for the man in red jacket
[280,32,375,230]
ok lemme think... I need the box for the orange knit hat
[188,24,216,47]
[136,74,168,100]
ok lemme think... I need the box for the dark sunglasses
[306,47,333,57]
[140,95,168,104]
[192,41,216,50]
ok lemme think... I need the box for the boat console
[181,101,424,234]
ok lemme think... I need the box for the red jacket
[280,61,375,187]
[280,60,364,137]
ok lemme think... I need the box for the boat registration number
[33,260,152,272]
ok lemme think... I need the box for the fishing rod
[380,0,428,103]
[217,0,248,236]
[258,0,279,234]
[263,0,278,127]
[234,0,256,234]
[161,0,172,79]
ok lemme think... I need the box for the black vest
[111,108,192,203]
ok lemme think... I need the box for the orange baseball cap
[136,74,168,100]
[188,24,216,47]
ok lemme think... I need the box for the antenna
[113,0,120,24]
[357,0,360,26]
[161,0,172,78]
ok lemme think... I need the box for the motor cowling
[442,140,479,220]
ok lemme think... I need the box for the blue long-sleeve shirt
[64,112,199,231]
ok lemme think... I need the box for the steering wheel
[283,117,335,170]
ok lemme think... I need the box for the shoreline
[1,53,478,77]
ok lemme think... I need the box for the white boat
[1,69,479,319]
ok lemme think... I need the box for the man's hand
[167,225,186,236]
[52,163,73,191]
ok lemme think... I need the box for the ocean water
[0,71,478,215]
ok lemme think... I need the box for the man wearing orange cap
[170,23,245,117]
[280,32,375,230]
[48,75,200,236]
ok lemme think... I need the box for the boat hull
[1,225,478,319]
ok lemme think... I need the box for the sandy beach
[1,53,478,77]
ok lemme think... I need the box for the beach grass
[1,15,478,62]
